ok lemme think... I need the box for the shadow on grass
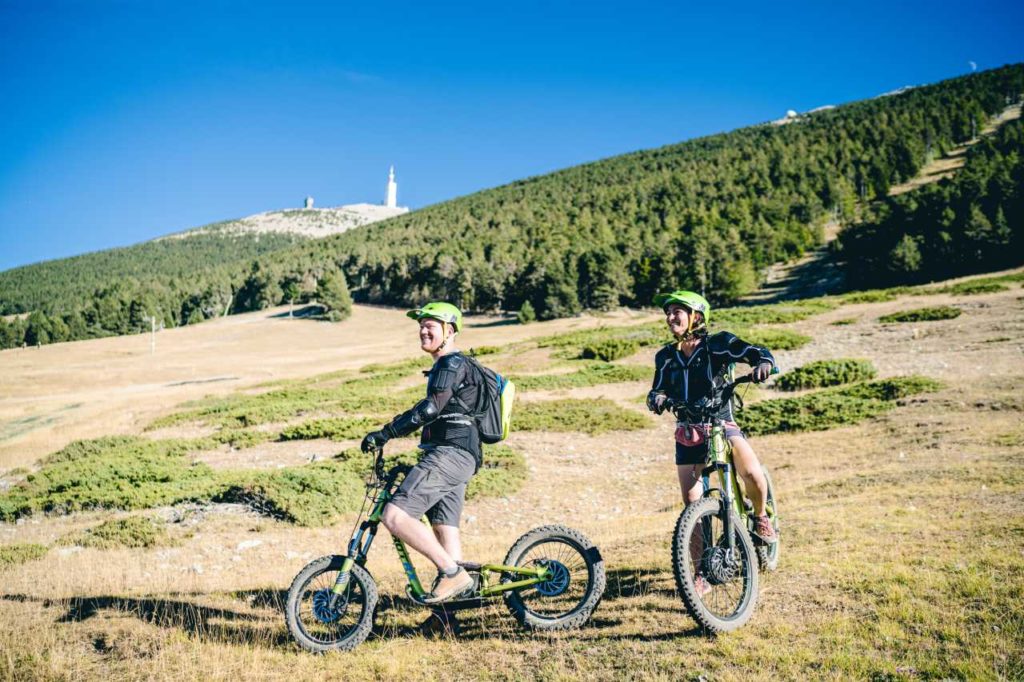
[603,566,677,601]
[3,579,658,648]
[469,317,520,329]
[268,304,327,320]
[2,590,292,648]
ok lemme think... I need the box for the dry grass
[2,285,1023,680]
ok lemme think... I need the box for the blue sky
[1,0,1022,272]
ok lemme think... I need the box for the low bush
[830,317,858,326]
[62,516,168,549]
[841,288,910,304]
[513,364,649,391]
[0,436,222,522]
[515,399,650,434]
[879,306,961,323]
[215,460,365,527]
[469,346,501,356]
[937,280,1009,295]
[775,359,877,391]
[714,299,838,326]
[467,445,528,500]
[0,543,47,566]
[742,376,942,436]
[279,416,379,442]
[739,327,812,351]
[580,339,639,362]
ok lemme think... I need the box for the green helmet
[406,301,463,333]
[652,290,711,324]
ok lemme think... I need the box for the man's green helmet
[652,290,711,324]
[406,301,463,333]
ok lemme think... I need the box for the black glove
[360,430,389,453]
[646,391,667,415]
[752,362,773,383]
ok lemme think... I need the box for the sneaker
[422,568,474,604]
[752,514,778,544]
[693,575,712,598]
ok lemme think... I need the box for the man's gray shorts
[388,445,477,526]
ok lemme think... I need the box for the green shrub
[515,399,650,434]
[62,516,167,549]
[0,543,47,566]
[938,280,1009,295]
[742,376,942,436]
[839,376,943,401]
[279,416,379,442]
[714,299,838,326]
[215,460,365,526]
[775,359,877,391]
[580,339,640,361]
[879,306,961,323]
[830,317,858,326]
[467,445,528,500]
[513,363,649,391]
[469,345,501,356]
[740,328,812,351]
[0,436,222,521]
[841,288,910,304]
[517,301,536,324]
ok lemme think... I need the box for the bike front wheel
[671,498,759,633]
[285,555,378,653]
[502,524,606,631]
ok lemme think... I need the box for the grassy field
[1,270,1023,680]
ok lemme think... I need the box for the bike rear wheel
[671,497,759,633]
[502,524,605,631]
[285,555,378,653]
[756,465,781,572]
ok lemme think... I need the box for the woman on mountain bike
[360,301,480,604]
[646,290,778,546]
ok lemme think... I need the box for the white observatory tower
[385,165,398,209]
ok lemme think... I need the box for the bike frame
[330,454,551,605]
[699,421,747,554]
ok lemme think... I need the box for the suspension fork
[328,488,391,608]
[703,425,738,554]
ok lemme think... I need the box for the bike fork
[719,463,738,554]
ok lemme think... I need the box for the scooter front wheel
[285,555,378,653]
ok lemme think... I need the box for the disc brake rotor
[311,588,348,624]
[702,545,742,585]
[534,559,571,596]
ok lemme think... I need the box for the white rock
[236,540,263,551]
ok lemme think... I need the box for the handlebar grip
[771,365,780,375]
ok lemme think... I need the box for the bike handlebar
[662,367,777,422]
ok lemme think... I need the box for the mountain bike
[664,369,781,633]
[285,446,606,652]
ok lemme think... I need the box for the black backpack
[463,356,516,444]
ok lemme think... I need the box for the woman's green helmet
[406,301,463,333]
[652,290,711,324]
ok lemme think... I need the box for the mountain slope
[1,64,1021,349]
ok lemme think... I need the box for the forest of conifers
[1,64,1021,349]
[837,118,1023,286]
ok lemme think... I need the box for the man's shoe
[422,568,474,604]
[752,514,778,544]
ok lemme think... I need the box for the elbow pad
[385,399,439,438]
